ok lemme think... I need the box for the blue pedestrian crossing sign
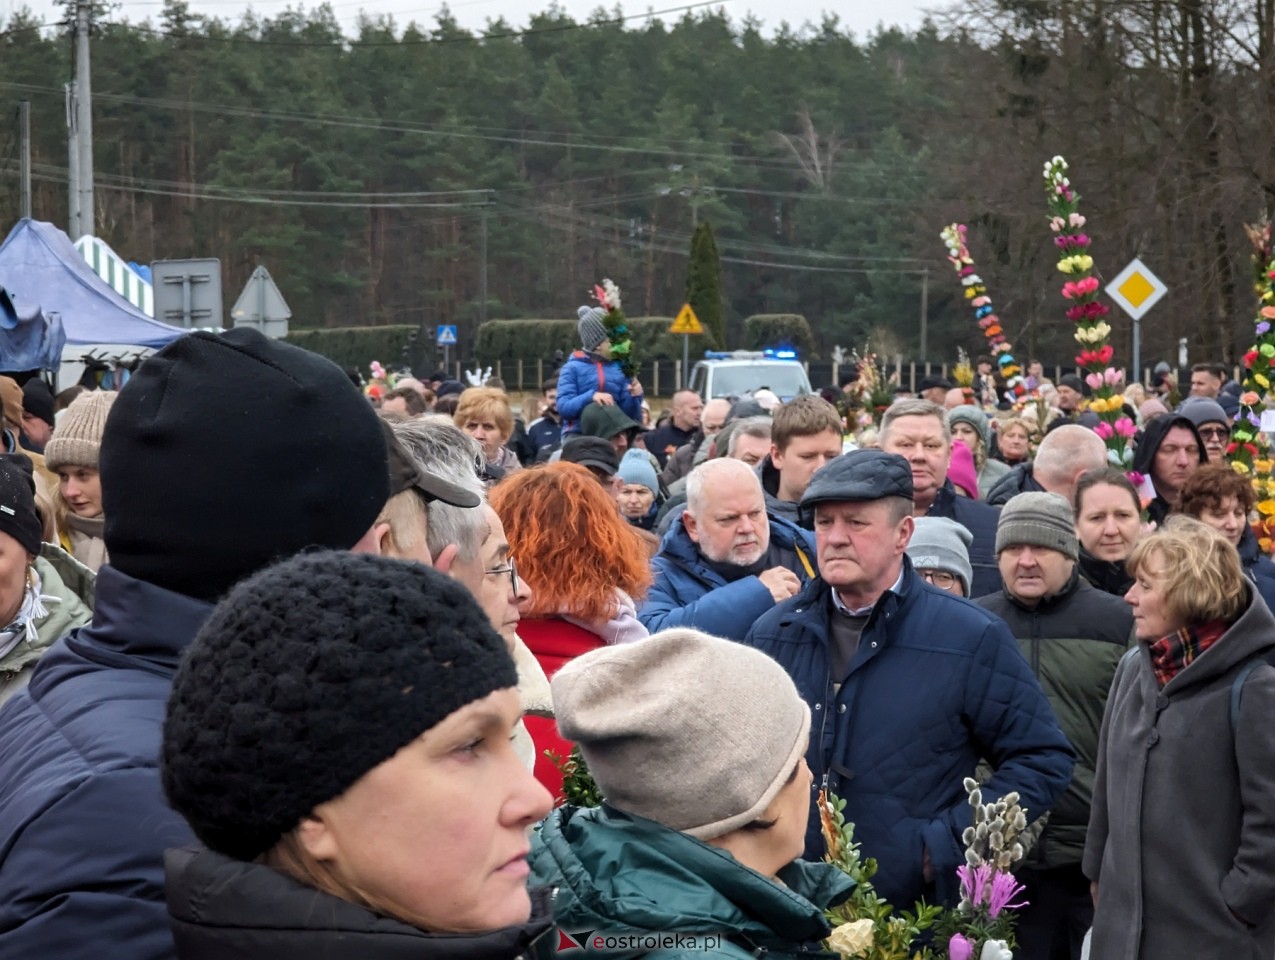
[436,325,458,346]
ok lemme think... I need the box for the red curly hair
[489,462,652,621]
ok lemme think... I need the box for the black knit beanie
[0,456,42,555]
[162,551,517,862]
[101,329,389,601]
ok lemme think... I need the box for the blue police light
[762,348,798,360]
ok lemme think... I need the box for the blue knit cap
[617,449,659,494]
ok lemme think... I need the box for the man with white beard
[638,457,816,642]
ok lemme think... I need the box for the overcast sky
[12,0,934,42]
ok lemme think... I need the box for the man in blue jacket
[742,449,1073,910]
[0,330,405,959]
[880,398,1003,597]
[639,457,816,642]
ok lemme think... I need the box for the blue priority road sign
[436,325,458,346]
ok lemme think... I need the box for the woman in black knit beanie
[161,551,556,959]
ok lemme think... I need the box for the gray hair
[727,416,773,456]
[880,398,951,446]
[392,416,487,562]
[1034,424,1108,487]
[686,457,763,519]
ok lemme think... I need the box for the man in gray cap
[976,492,1132,960]
[743,450,1073,911]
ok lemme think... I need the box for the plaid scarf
[1148,619,1228,687]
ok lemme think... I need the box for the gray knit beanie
[907,517,974,595]
[45,390,117,472]
[947,405,989,449]
[577,306,609,353]
[1178,396,1229,429]
[995,491,1078,561]
[552,628,811,840]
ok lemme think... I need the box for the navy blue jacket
[556,351,643,435]
[742,560,1074,909]
[926,480,1002,597]
[525,415,562,461]
[639,512,816,642]
[0,566,213,959]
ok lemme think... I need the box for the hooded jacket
[1084,583,1275,959]
[1130,415,1207,526]
[166,846,558,960]
[976,568,1133,869]
[0,543,95,706]
[742,561,1074,909]
[985,462,1045,507]
[1236,525,1275,612]
[757,455,801,525]
[639,513,816,642]
[0,565,213,959]
[557,352,643,436]
[531,804,853,959]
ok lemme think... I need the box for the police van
[688,350,813,402]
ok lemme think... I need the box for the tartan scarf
[1148,619,1228,687]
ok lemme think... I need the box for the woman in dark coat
[1085,516,1275,959]
[160,553,556,960]
[1072,467,1141,596]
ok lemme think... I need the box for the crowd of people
[0,315,1270,960]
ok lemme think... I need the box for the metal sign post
[669,304,704,389]
[1105,258,1168,383]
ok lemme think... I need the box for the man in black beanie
[0,328,392,960]
[20,378,55,453]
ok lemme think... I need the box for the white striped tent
[74,235,154,317]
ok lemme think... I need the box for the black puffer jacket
[1131,415,1207,525]
[984,462,1045,507]
[165,846,558,960]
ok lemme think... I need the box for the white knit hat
[45,390,117,472]
[552,628,811,840]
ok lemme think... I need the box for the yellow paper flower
[1258,374,1271,389]
[1258,500,1275,517]
[1235,461,1252,476]
[827,919,875,959]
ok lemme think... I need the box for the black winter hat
[21,379,54,428]
[0,456,42,555]
[101,329,389,602]
[162,551,517,862]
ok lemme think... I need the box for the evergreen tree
[685,221,726,349]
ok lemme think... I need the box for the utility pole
[66,82,80,236]
[479,194,489,325]
[18,101,31,219]
[919,267,929,362]
[75,0,95,237]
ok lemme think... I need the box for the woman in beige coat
[46,391,115,572]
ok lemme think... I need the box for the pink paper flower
[1069,213,1086,227]
[1115,417,1137,438]
[986,871,1028,919]
[1085,372,1104,390]
[972,296,991,307]
[949,933,975,960]
[1093,421,1115,440]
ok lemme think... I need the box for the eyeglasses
[486,557,520,595]
[1198,426,1229,441]
[917,568,957,589]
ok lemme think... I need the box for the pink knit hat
[949,439,980,499]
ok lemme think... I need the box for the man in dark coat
[743,450,1074,910]
[879,398,1003,597]
[985,424,1107,508]
[1130,414,1207,526]
[643,390,704,468]
[977,493,1133,960]
[0,330,396,959]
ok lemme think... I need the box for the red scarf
[1147,619,1228,687]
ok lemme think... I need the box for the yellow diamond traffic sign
[1106,258,1167,320]
[669,303,703,335]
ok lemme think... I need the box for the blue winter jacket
[639,513,816,642]
[742,559,1074,909]
[1238,525,1275,611]
[0,565,213,960]
[926,479,1002,598]
[557,350,643,435]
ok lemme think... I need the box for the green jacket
[976,569,1132,868]
[0,544,95,706]
[530,804,853,959]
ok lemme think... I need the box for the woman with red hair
[489,462,652,797]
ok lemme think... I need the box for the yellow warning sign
[1117,272,1156,309]
[669,303,703,335]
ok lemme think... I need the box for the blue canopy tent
[0,286,65,372]
[0,219,184,349]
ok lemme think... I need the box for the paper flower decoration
[1233,222,1275,553]
[592,278,637,379]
